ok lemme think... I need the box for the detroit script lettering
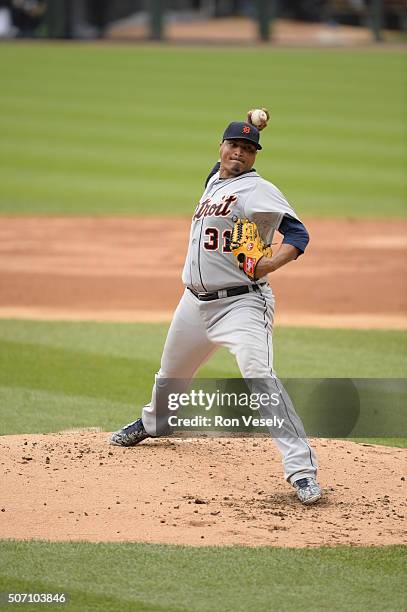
[193,194,237,220]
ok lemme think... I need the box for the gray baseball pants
[142,285,317,484]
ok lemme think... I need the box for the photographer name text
[168,415,284,429]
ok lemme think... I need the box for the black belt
[188,283,266,302]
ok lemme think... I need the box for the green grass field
[0,541,405,612]
[0,44,406,217]
[0,41,405,612]
[1,319,406,437]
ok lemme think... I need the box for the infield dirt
[0,217,406,329]
[0,432,406,547]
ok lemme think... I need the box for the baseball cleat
[293,477,322,505]
[109,418,150,447]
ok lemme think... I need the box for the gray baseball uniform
[142,168,318,484]
[182,171,300,291]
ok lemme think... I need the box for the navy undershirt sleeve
[205,161,221,187]
[278,215,310,254]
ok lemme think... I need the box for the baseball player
[110,113,322,505]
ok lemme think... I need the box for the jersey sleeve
[243,179,301,245]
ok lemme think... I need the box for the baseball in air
[250,109,268,128]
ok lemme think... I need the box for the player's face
[219,139,257,178]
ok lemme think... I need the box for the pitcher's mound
[1,433,405,547]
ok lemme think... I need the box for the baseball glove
[230,218,272,279]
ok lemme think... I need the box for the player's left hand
[230,219,272,280]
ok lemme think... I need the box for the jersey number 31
[203,228,232,253]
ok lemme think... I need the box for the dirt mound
[1,432,405,547]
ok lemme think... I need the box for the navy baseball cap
[222,121,262,150]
